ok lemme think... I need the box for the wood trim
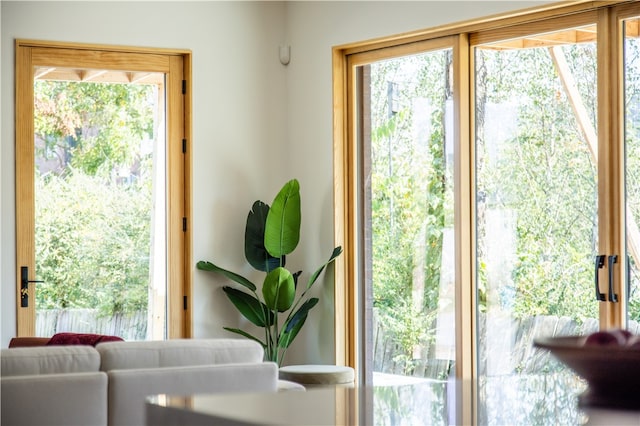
[346,37,456,67]
[332,44,354,371]
[15,40,192,339]
[334,1,633,56]
[454,32,476,425]
[16,39,190,55]
[15,44,36,337]
[470,10,598,47]
[597,6,629,328]
[454,33,474,382]
[167,55,186,339]
[29,47,170,73]
[332,46,345,366]
[597,8,613,328]
[610,2,640,21]
[182,54,193,338]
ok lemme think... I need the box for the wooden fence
[38,308,639,374]
[36,309,147,341]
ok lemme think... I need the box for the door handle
[607,255,619,303]
[20,266,43,308]
[594,255,606,301]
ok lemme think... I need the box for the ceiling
[34,67,165,85]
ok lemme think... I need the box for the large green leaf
[244,201,281,272]
[306,246,343,290]
[262,267,295,312]
[222,286,272,327]
[264,179,301,258]
[279,298,319,349]
[223,327,265,348]
[196,261,257,292]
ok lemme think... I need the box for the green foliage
[34,79,157,317]
[368,39,640,377]
[244,201,280,272]
[34,80,155,177]
[368,50,451,374]
[262,267,295,312]
[264,179,301,258]
[476,44,598,321]
[35,171,151,316]
[624,37,640,323]
[197,179,342,366]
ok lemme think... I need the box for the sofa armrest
[8,337,51,347]
[1,372,108,426]
[107,362,278,426]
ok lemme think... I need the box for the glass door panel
[624,16,640,331]
[33,68,167,340]
[474,25,598,418]
[358,47,456,389]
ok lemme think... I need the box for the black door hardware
[594,255,606,301]
[607,255,619,303]
[20,266,43,308]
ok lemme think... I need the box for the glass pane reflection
[152,373,640,425]
[373,380,447,425]
[370,373,587,425]
[478,373,587,425]
[624,16,640,327]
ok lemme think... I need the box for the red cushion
[46,332,124,346]
[8,337,51,347]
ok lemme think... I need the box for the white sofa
[1,339,298,426]
[1,345,107,426]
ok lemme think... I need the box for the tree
[476,44,598,321]
[368,50,451,376]
[35,80,154,177]
[34,80,157,316]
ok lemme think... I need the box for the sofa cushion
[8,336,51,347]
[47,332,124,346]
[1,372,108,426]
[1,346,101,376]
[107,362,277,426]
[96,338,264,371]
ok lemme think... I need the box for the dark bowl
[534,336,640,410]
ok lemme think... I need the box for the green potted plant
[196,179,342,366]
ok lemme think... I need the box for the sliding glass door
[335,3,640,402]
[624,14,640,329]
[349,39,458,390]
[472,7,639,423]
[473,17,600,424]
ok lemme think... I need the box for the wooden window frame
[332,0,638,385]
[15,40,192,338]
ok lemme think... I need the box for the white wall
[1,1,547,362]
[1,0,289,348]
[281,0,547,364]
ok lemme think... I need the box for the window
[333,1,640,398]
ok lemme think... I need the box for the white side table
[279,364,355,387]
